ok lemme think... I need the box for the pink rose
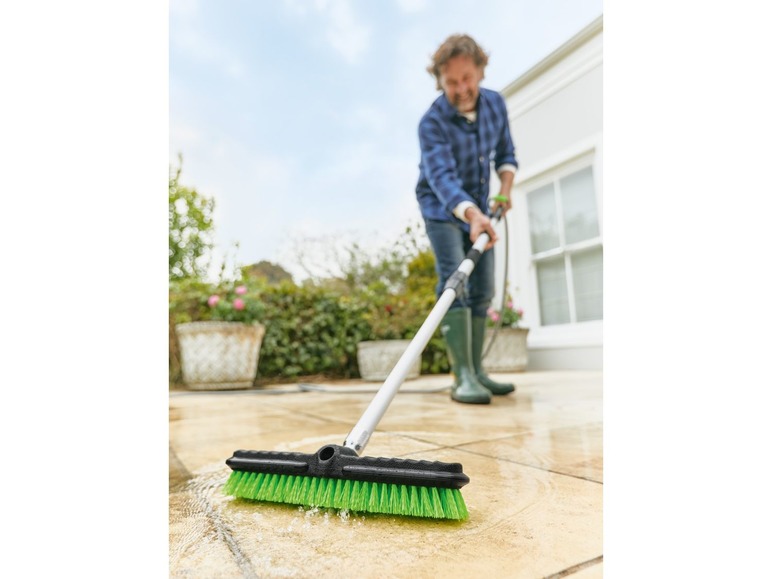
[487,307,495,317]
[516,309,523,316]
[507,300,514,309]
[233,298,245,311]
[490,311,500,322]
[207,295,220,307]
[235,285,247,295]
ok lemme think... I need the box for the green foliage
[169,154,215,280]
[486,294,524,328]
[169,277,214,324]
[257,283,371,379]
[169,277,266,324]
[205,281,266,324]
[242,260,294,284]
[168,218,453,385]
[354,244,449,375]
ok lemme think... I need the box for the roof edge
[500,14,603,97]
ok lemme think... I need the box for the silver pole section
[343,230,491,454]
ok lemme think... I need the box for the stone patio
[169,370,602,578]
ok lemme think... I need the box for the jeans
[424,218,496,318]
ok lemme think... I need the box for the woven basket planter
[356,339,420,382]
[482,327,529,372]
[176,321,266,390]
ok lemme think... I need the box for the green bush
[168,221,452,385]
[354,248,449,375]
[169,156,215,281]
[257,283,371,380]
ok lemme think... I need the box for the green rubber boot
[441,308,491,404]
[471,315,516,395]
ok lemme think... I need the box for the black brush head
[226,444,470,489]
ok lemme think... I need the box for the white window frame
[523,151,603,327]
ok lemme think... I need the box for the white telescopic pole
[343,227,494,454]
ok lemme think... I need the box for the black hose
[170,382,452,396]
[482,211,509,360]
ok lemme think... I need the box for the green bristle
[224,471,469,520]
[331,477,345,508]
[367,482,380,513]
[397,485,411,516]
[441,487,457,519]
[274,475,291,503]
[348,480,363,511]
[408,485,420,517]
[223,470,239,494]
[307,476,320,505]
[266,473,283,499]
[378,483,391,513]
[431,488,444,518]
[318,478,333,506]
[287,475,304,504]
[427,486,442,518]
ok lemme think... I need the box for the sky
[170,0,604,281]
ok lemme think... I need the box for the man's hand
[491,192,512,216]
[464,206,497,250]
[493,169,515,216]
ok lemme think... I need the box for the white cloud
[281,0,370,65]
[170,3,248,81]
[342,105,390,134]
[325,1,370,65]
[281,0,334,16]
[169,0,199,18]
[395,0,429,14]
[169,122,202,155]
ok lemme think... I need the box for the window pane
[536,258,570,325]
[527,183,560,253]
[572,247,603,321]
[560,167,599,244]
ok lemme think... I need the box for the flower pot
[175,321,266,390]
[356,339,420,382]
[482,327,529,372]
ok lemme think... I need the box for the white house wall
[497,16,604,371]
[512,66,603,171]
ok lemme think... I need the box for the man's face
[439,55,483,113]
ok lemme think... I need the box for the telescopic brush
[224,206,506,520]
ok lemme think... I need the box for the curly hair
[426,34,489,90]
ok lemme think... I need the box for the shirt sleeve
[418,116,476,215]
[452,201,477,223]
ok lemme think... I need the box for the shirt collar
[438,88,488,120]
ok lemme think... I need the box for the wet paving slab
[169,371,603,578]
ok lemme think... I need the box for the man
[416,34,518,404]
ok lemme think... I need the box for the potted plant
[483,296,529,372]
[356,297,422,382]
[172,280,267,390]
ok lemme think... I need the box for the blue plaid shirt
[416,87,517,228]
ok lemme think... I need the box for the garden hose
[481,197,510,360]
[170,382,451,396]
